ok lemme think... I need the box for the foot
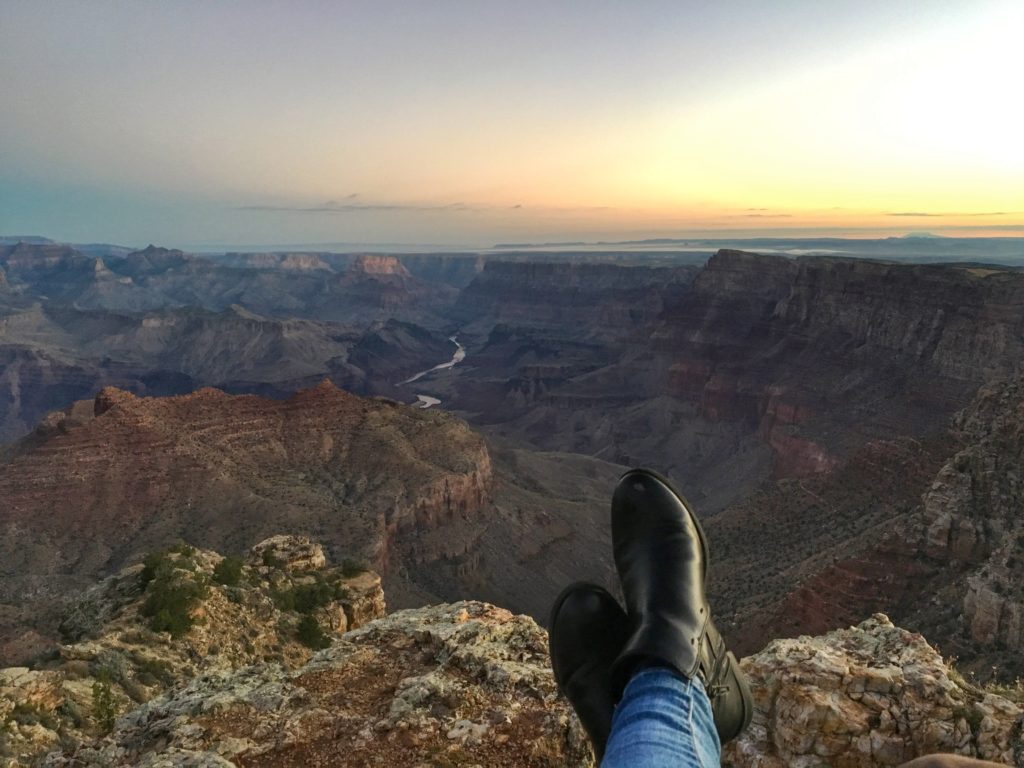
[549,582,629,763]
[609,468,754,745]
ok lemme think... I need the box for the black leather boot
[549,582,629,763]
[609,468,754,745]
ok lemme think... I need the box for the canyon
[4,237,1024,694]
[0,382,621,666]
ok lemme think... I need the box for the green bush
[340,558,369,578]
[133,657,173,687]
[213,556,244,586]
[139,552,208,638]
[296,615,330,649]
[272,575,347,615]
[271,587,295,612]
[292,580,338,613]
[139,551,168,588]
[91,674,116,734]
[262,550,283,568]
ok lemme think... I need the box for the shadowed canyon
[4,238,1024,766]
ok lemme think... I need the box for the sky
[1,0,1022,248]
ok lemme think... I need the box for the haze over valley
[3,234,1024,687]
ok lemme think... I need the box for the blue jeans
[602,668,721,768]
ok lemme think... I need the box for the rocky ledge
[725,615,1024,767]
[5,539,1024,767]
[0,536,385,766]
[46,602,589,767]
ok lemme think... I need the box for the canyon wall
[709,373,1024,683]
[0,382,492,658]
[445,252,1024,510]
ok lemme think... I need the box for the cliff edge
[3,539,1023,767]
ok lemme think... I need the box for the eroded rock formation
[711,373,1024,684]
[0,383,491,656]
[725,615,1024,768]
[0,536,385,766]
[4,549,1021,768]
[44,601,591,768]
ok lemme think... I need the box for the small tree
[340,558,368,578]
[140,554,208,638]
[213,556,244,586]
[91,673,116,734]
[296,615,330,650]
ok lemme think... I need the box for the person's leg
[602,667,721,768]
[609,469,753,744]
[548,468,752,761]
[900,757,1007,768]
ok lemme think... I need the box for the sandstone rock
[349,254,411,278]
[0,382,491,648]
[910,376,1024,675]
[723,614,1024,768]
[247,536,326,573]
[0,540,385,767]
[44,602,592,768]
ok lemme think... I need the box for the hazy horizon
[2,1,1022,246]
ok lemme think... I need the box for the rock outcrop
[44,602,589,768]
[725,615,1024,768]
[909,376,1024,678]
[0,383,491,656]
[349,254,411,278]
[5,550,1022,768]
[0,537,386,766]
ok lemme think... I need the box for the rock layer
[725,615,1024,768]
[41,601,591,768]
[710,373,1024,683]
[0,537,386,766]
[0,383,491,655]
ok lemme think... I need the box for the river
[401,336,465,408]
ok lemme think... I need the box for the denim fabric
[602,667,721,768]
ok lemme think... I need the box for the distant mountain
[0,241,461,323]
[0,235,56,245]
[0,298,456,442]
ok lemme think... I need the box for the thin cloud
[238,199,621,216]
[728,213,793,219]
[887,211,1015,217]
[239,200,472,213]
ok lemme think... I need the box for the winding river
[401,336,465,408]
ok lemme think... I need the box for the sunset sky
[1,0,1022,247]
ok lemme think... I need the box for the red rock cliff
[0,381,492,650]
